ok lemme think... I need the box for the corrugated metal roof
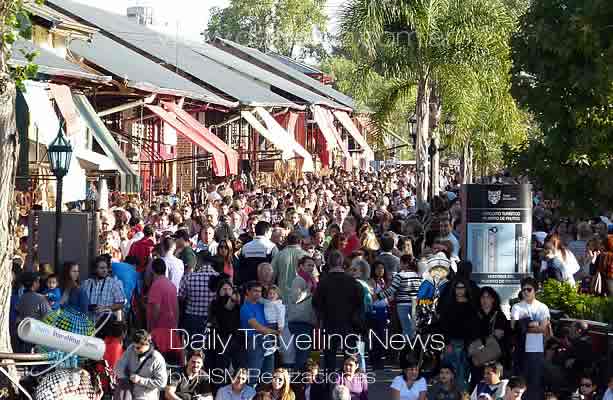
[267,53,324,75]
[47,0,301,109]
[10,38,110,82]
[69,34,237,108]
[188,41,350,110]
[215,38,356,110]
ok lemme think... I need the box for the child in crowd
[42,274,61,311]
[428,363,463,400]
[102,320,126,371]
[261,285,285,358]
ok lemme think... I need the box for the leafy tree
[339,0,527,202]
[507,0,613,216]
[0,0,40,356]
[205,0,327,58]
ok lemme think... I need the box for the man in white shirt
[511,277,550,400]
[160,237,184,290]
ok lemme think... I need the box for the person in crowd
[217,239,238,281]
[208,280,242,375]
[366,260,389,370]
[128,225,156,273]
[568,222,593,274]
[165,350,213,400]
[112,255,140,316]
[334,354,368,400]
[545,233,580,286]
[196,224,218,256]
[390,354,427,400]
[261,285,285,360]
[573,373,601,400]
[332,385,351,400]
[115,329,168,400]
[377,254,422,341]
[287,256,318,371]
[262,368,295,400]
[215,368,256,400]
[469,362,508,400]
[542,242,567,283]
[42,273,61,311]
[313,251,364,372]
[257,262,275,290]
[272,232,308,303]
[241,281,280,384]
[511,277,551,400]
[238,221,278,285]
[595,235,613,295]
[346,261,371,372]
[427,363,463,400]
[342,216,361,257]
[470,287,511,388]
[16,272,50,352]
[174,229,197,273]
[178,256,219,339]
[603,375,613,400]
[376,233,401,281]
[58,261,89,313]
[148,258,180,360]
[160,237,185,289]
[438,279,480,392]
[82,255,126,322]
[292,358,332,400]
[500,377,527,400]
[102,320,126,372]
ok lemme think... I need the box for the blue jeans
[246,334,274,385]
[396,303,414,339]
[288,321,314,371]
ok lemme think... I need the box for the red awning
[145,104,227,176]
[163,102,239,175]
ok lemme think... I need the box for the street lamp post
[48,128,73,271]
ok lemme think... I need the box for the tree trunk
[461,141,473,184]
[415,76,431,207]
[0,79,17,355]
[429,84,442,198]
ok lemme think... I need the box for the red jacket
[127,237,155,272]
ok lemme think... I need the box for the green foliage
[205,0,327,58]
[337,0,527,171]
[1,0,42,90]
[508,0,613,216]
[537,280,613,323]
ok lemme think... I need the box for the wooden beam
[98,94,156,117]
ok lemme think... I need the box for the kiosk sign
[462,184,533,311]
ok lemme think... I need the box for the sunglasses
[580,383,593,387]
[522,287,534,292]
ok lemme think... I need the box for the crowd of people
[8,166,613,400]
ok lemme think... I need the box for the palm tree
[339,0,526,203]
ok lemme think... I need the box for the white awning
[241,110,294,159]
[333,110,375,163]
[312,105,353,169]
[254,107,314,172]
[21,81,59,145]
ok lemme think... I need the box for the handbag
[468,312,502,367]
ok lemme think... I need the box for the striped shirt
[379,271,422,304]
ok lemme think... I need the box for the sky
[74,0,345,41]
